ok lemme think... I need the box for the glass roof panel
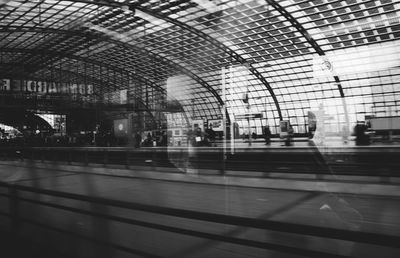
[0,0,398,133]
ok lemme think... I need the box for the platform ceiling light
[191,0,220,13]
[128,5,168,28]
[87,3,171,42]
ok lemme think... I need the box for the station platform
[199,136,400,149]
[0,142,400,258]
[1,159,399,197]
[0,160,400,258]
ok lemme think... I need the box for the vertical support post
[228,66,235,155]
[246,92,252,146]
[244,63,251,147]
[230,116,235,155]
[388,106,393,141]
[247,101,251,147]
[341,97,350,142]
[221,67,227,175]
[222,68,227,151]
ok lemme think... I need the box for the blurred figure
[195,127,203,146]
[142,132,153,147]
[205,124,215,146]
[158,131,168,146]
[134,132,142,148]
[285,125,294,146]
[187,129,194,146]
[263,125,271,145]
[354,121,369,145]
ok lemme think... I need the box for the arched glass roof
[0,0,399,134]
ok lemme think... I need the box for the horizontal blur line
[16,217,162,258]
[0,182,399,248]
[2,146,400,154]
[15,196,348,258]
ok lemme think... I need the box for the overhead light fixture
[128,7,169,28]
[191,0,220,13]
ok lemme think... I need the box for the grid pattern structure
[0,0,399,134]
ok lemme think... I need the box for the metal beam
[1,57,202,120]
[0,61,160,111]
[56,0,282,120]
[132,5,283,120]
[0,47,166,96]
[0,72,158,124]
[0,25,224,107]
[266,0,345,98]
[1,49,222,122]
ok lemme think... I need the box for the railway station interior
[0,0,400,257]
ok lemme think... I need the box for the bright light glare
[135,9,169,28]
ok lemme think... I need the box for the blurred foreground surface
[0,143,399,258]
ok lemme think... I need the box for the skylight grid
[195,6,282,30]
[0,0,398,134]
[294,1,397,29]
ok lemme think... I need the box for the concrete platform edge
[1,160,400,197]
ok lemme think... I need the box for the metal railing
[1,146,400,177]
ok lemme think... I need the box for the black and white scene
[0,0,400,257]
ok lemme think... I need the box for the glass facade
[1,0,398,136]
[1,1,400,258]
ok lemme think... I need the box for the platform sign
[308,111,317,131]
[87,84,93,95]
[1,78,94,96]
[78,84,86,95]
[0,79,10,91]
[313,55,335,78]
[234,113,262,120]
[114,119,129,137]
[47,82,57,93]
[59,83,68,93]
[26,81,37,92]
[11,79,23,91]
[70,84,78,94]
[192,119,204,132]
[279,120,289,138]
[370,117,400,130]
[208,119,223,131]
[26,81,49,94]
